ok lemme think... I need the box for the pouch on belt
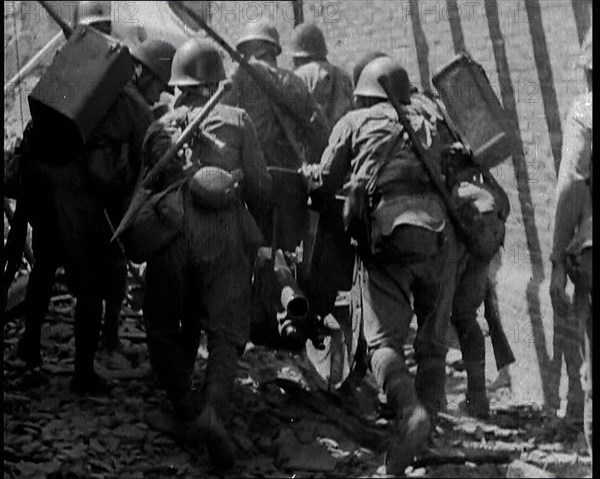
[120,181,184,263]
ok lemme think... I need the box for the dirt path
[3,291,591,479]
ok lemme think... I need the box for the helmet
[72,1,111,27]
[579,28,592,71]
[354,57,411,104]
[131,39,177,85]
[236,21,282,56]
[169,39,226,87]
[290,23,327,59]
[352,51,388,86]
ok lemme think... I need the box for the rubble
[2,272,592,478]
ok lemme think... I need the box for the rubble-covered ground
[3,275,592,479]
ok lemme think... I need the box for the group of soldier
[5,1,592,475]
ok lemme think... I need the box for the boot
[147,392,201,444]
[72,297,107,395]
[101,256,127,353]
[100,314,121,354]
[16,259,57,368]
[196,402,235,472]
[385,400,431,476]
[463,360,490,419]
[414,358,447,426]
[488,365,512,391]
[461,391,490,419]
[199,337,240,472]
[375,354,431,476]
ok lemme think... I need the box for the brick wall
[207,0,590,409]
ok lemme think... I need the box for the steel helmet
[579,28,592,71]
[352,51,388,86]
[169,39,226,87]
[290,23,328,59]
[236,21,282,56]
[354,57,411,104]
[131,39,177,86]
[72,1,111,27]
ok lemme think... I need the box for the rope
[11,8,26,134]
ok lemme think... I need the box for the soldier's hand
[550,263,570,317]
[177,143,194,171]
[299,164,321,189]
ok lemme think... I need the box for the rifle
[112,80,233,240]
[38,1,74,38]
[377,77,470,241]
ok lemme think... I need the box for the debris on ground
[3,275,592,478]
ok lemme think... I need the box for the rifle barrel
[37,1,73,39]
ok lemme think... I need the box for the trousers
[143,196,252,415]
[451,246,488,365]
[484,251,515,370]
[359,224,459,417]
[568,247,592,457]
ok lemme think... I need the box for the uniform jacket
[141,96,272,232]
[294,60,354,128]
[223,59,329,168]
[553,91,593,262]
[311,93,455,243]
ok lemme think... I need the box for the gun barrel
[37,1,74,38]
[273,249,309,320]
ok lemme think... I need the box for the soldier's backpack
[120,180,185,264]
[450,167,510,261]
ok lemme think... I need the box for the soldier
[14,0,117,367]
[73,0,146,47]
[99,39,177,352]
[550,28,592,457]
[303,58,459,475]
[141,39,271,471]
[15,39,175,394]
[290,23,354,127]
[444,140,511,419]
[225,20,329,172]
[352,52,388,86]
[224,21,330,345]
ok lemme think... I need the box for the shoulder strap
[379,80,469,238]
[365,124,404,195]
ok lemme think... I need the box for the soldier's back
[295,60,354,127]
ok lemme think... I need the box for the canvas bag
[120,179,185,263]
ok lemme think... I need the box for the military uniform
[17,83,153,390]
[290,23,353,127]
[309,59,458,473]
[450,166,511,418]
[450,245,491,417]
[141,87,271,463]
[483,251,516,374]
[294,61,354,128]
[225,60,329,169]
[551,90,592,454]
